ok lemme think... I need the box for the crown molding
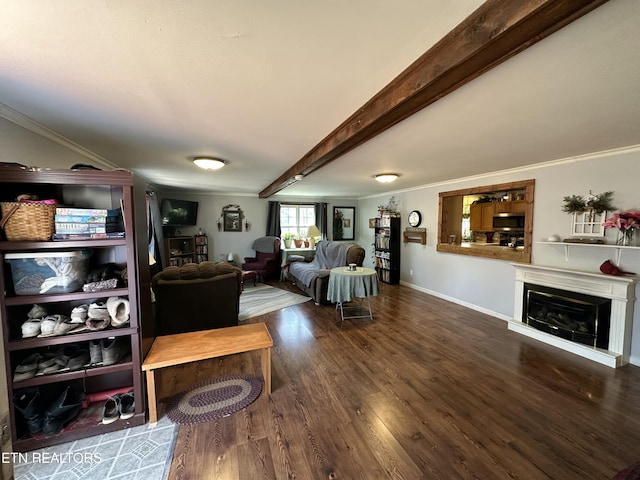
[0,102,119,170]
[359,144,640,200]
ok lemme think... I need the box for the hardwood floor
[159,281,640,479]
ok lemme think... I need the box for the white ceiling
[1,1,639,199]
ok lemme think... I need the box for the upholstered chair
[242,236,281,281]
[152,261,242,335]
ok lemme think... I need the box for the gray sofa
[288,241,365,304]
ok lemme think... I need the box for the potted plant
[283,233,294,248]
[293,235,303,248]
[562,191,614,215]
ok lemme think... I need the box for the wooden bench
[142,322,273,423]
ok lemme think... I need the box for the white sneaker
[21,320,41,338]
[70,304,88,323]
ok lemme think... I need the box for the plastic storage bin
[5,250,92,295]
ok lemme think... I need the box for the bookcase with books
[373,215,400,284]
[0,168,147,452]
[164,236,195,266]
[194,234,208,263]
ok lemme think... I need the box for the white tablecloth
[327,267,379,304]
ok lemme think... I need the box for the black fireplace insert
[523,283,611,349]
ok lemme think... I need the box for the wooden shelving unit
[0,169,146,452]
[374,215,400,284]
[164,236,195,266]
[194,234,208,263]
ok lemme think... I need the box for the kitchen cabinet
[0,169,146,452]
[470,203,495,231]
[470,201,526,231]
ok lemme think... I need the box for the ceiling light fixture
[193,157,226,170]
[294,174,304,181]
[375,173,398,183]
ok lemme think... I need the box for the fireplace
[511,264,637,368]
[523,283,611,349]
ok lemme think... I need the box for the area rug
[239,284,310,321]
[14,414,178,480]
[166,374,263,425]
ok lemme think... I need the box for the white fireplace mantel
[510,263,637,368]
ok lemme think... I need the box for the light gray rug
[239,284,311,321]
[14,415,177,480]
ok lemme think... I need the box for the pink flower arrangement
[602,210,640,232]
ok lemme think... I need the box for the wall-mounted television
[160,198,199,226]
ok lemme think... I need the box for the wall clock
[408,210,422,227]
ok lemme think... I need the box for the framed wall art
[333,206,355,240]
[221,205,243,232]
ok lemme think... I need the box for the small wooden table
[142,323,273,423]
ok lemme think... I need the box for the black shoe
[67,349,90,370]
[102,337,130,366]
[101,396,120,425]
[13,353,41,382]
[42,386,85,437]
[89,339,103,364]
[13,387,44,435]
[119,390,135,420]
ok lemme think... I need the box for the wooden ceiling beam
[259,0,608,198]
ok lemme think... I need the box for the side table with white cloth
[327,267,379,321]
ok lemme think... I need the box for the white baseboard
[399,280,512,322]
[399,280,640,367]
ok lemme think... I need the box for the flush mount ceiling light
[193,157,226,170]
[375,173,399,183]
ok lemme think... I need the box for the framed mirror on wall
[437,179,535,263]
[220,204,243,232]
[333,206,355,240]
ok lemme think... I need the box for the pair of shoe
[21,304,50,338]
[70,304,88,323]
[102,390,135,424]
[86,297,130,330]
[89,337,130,366]
[13,386,85,437]
[37,315,87,337]
[52,345,90,372]
[13,345,91,382]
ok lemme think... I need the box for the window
[280,204,315,238]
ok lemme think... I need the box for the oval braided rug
[166,374,263,425]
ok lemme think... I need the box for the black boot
[42,386,85,437]
[13,387,44,435]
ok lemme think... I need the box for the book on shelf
[55,223,108,234]
[55,215,108,223]
[52,232,125,241]
[56,207,109,216]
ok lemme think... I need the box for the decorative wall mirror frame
[437,179,535,263]
[333,206,355,240]
[222,204,243,232]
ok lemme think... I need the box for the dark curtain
[266,201,281,237]
[147,191,165,271]
[315,202,328,239]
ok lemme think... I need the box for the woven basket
[0,202,57,241]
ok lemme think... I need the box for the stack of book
[53,207,125,240]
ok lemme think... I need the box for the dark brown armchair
[152,261,242,335]
[242,236,281,281]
